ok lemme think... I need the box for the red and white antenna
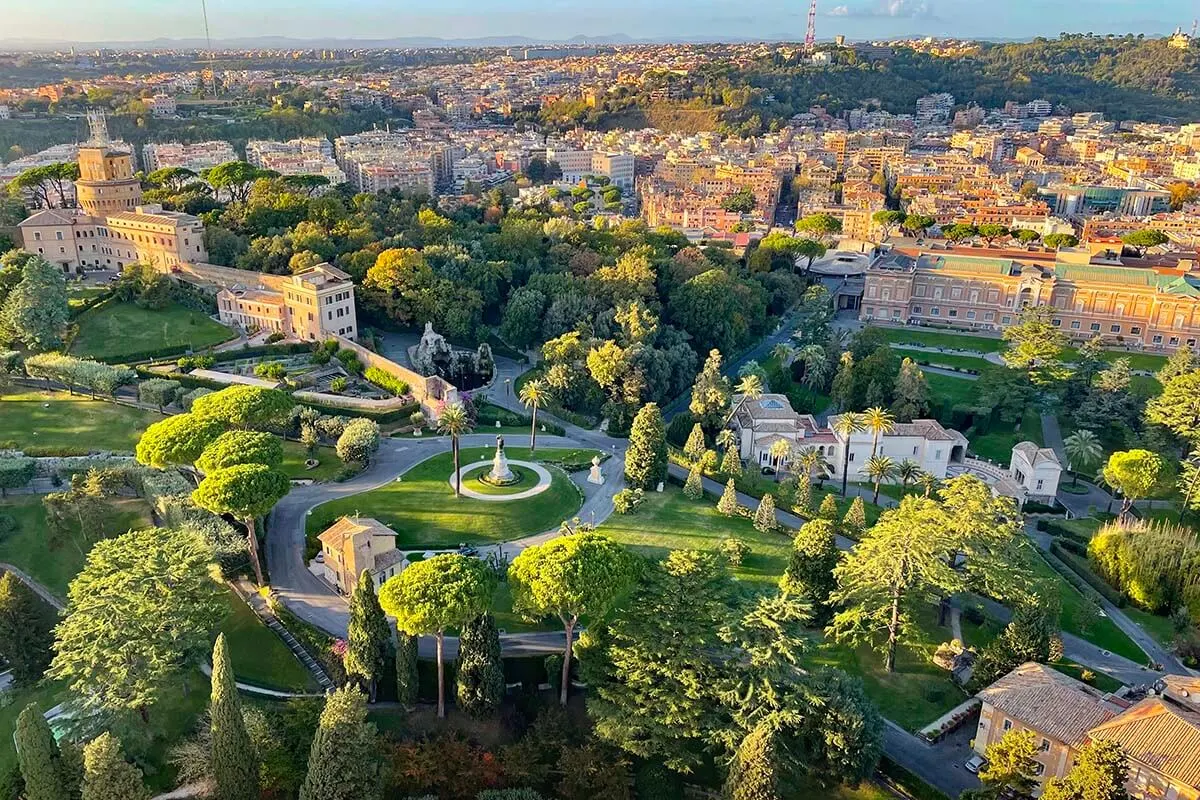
[806,0,818,53]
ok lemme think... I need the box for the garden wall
[331,335,458,418]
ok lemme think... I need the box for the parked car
[457,543,479,557]
[964,754,987,774]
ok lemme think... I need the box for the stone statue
[497,434,505,451]
[587,455,605,485]
[486,434,515,485]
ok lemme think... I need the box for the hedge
[210,342,314,364]
[68,287,117,319]
[1047,542,1127,608]
[364,366,410,397]
[299,397,420,425]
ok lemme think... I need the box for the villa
[315,516,404,595]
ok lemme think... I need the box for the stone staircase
[229,581,334,692]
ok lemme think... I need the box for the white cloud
[823,0,934,18]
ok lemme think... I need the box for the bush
[265,332,285,344]
[612,488,645,514]
[0,513,18,539]
[329,376,348,393]
[363,366,410,397]
[335,348,362,375]
[336,418,381,465]
[1088,519,1199,613]
[665,412,696,448]
[719,537,750,566]
[1048,543,1127,607]
[254,361,288,380]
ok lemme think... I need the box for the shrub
[1088,519,1200,613]
[613,488,645,515]
[1080,669,1097,685]
[329,376,348,393]
[1049,543,1126,607]
[719,537,750,566]
[363,366,409,397]
[336,418,381,465]
[265,332,285,344]
[335,349,362,375]
[0,513,18,539]
[254,361,288,380]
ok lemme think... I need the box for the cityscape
[1,5,1200,800]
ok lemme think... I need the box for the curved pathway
[449,460,553,501]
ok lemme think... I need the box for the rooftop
[977,662,1118,747]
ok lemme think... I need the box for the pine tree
[683,463,704,499]
[15,704,70,800]
[625,404,667,490]
[0,572,55,685]
[395,631,419,707]
[209,634,258,800]
[345,571,390,702]
[782,520,841,621]
[891,358,930,422]
[683,423,707,461]
[793,478,812,514]
[817,493,839,520]
[456,613,504,718]
[81,733,148,800]
[842,496,867,535]
[721,446,742,477]
[299,687,382,800]
[754,494,777,532]
[718,479,739,515]
[725,723,791,800]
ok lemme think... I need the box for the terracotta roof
[1089,697,1200,789]
[978,662,1117,747]
[18,208,95,227]
[1161,676,1200,711]
[733,393,800,421]
[317,516,395,547]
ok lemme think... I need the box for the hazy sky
[2,0,1195,43]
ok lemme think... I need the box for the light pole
[505,378,511,397]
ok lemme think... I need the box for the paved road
[884,721,980,798]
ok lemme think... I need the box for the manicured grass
[280,441,342,482]
[1050,659,1124,693]
[217,591,318,693]
[810,605,968,731]
[305,447,592,550]
[598,486,792,588]
[0,495,154,598]
[460,464,541,495]
[0,391,159,454]
[1122,606,1178,649]
[70,300,234,361]
[1024,547,1146,663]
[879,327,1005,353]
[892,347,990,372]
[1060,346,1168,374]
[969,411,1043,464]
[67,285,109,307]
[922,371,979,410]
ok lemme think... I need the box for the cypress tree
[81,733,148,800]
[683,423,707,461]
[299,687,381,800]
[209,634,258,800]
[718,478,739,515]
[345,571,390,702]
[395,630,419,707]
[683,463,704,499]
[725,723,789,800]
[721,446,742,477]
[842,496,867,535]
[817,493,839,520]
[753,494,777,532]
[624,404,667,490]
[15,704,69,800]
[793,478,812,515]
[456,613,504,718]
[0,572,55,685]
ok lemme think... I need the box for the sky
[1,0,1196,45]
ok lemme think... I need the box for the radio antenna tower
[200,0,219,96]
[805,0,818,54]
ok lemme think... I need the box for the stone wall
[332,335,458,418]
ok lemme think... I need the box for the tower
[76,109,142,217]
[806,0,818,54]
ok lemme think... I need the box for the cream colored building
[1009,442,1063,502]
[215,262,358,340]
[19,204,208,273]
[316,516,404,595]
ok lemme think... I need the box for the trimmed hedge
[364,366,410,397]
[1048,542,1127,608]
[68,287,117,319]
[210,342,314,364]
[299,397,420,425]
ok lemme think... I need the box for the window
[948,309,958,318]
[1034,763,1045,777]
[966,310,976,320]
[930,307,941,316]
[1070,321,1081,330]
[985,312,995,322]
[1110,324,1121,333]
[1036,479,1044,491]
[1131,326,1141,335]
[33,232,41,241]
[1090,323,1101,332]
[1153,334,1163,344]
[55,231,63,240]
[1003,719,1013,731]
[1001,316,1011,324]
[848,453,855,463]
[1052,318,1061,326]
[912,305,923,314]
[1170,336,1180,346]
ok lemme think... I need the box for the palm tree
[716,428,738,451]
[736,373,765,400]
[771,342,797,368]
[862,406,896,458]
[438,403,472,499]
[897,458,923,494]
[1063,429,1103,488]
[768,439,792,475]
[918,471,940,498]
[832,412,865,497]
[864,455,897,504]
[796,445,831,486]
[519,379,552,454]
[799,344,830,390]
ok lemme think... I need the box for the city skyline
[2,0,1198,47]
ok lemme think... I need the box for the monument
[587,455,605,485]
[483,434,518,486]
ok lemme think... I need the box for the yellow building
[316,516,404,595]
[214,262,359,341]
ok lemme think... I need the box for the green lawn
[70,301,234,361]
[1122,606,1178,649]
[1060,346,1168,374]
[922,371,980,410]
[879,327,1005,353]
[217,591,318,693]
[0,391,159,455]
[810,605,968,731]
[969,411,1044,464]
[0,495,154,597]
[67,285,109,308]
[305,447,593,551]
[597,486,792,588]
[1050,659,1124,694]
[281,441,342,482]
[892,347,990,372]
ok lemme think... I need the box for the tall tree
[335,419,381,466]
[191,386,294,430]
[579,549,738,773]
[0,571,56,685]
[1145,371,1200,449]
[625,403,667,490]
[209,634,258,800]
[1120,228,1169,257]
[864,455,897,504]
[829,497,964,672]
[684,423,708,461]
[519,379,552,453]
[81,733,148,800]
[891,358,930,422]
[345,571,390,703]
[0,256,69,351]
[456,613,504,718]
[1001,306,1069,386]
[15,704,73,800]
[974,729,1039,800]
[379,554,494,718]
[781,519,841,621]
[1063,429,1104,488]
[438,402,472,499]
[689,349,732,429]
[299,687,382,800]
[134,413,225,470]
[196,430,284,473]
[395,632,419,708]
[49,528,222,722]
[1101,449,1166,521]
[832,413,865,496]
[192,463,290,585]
[509,533,639,706]
[1041,739,1129,800]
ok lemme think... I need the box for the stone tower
[75,110,142,217]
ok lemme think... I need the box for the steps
[228,580,334,691]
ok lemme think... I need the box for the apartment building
[246,138,348,185]
[214,262,358,340]
[142,140,237,172]
[860,248,1200,351]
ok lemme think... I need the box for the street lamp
[505,378,511,397]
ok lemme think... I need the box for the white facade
[828,415,969,481]
[1009,442,1062,501]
